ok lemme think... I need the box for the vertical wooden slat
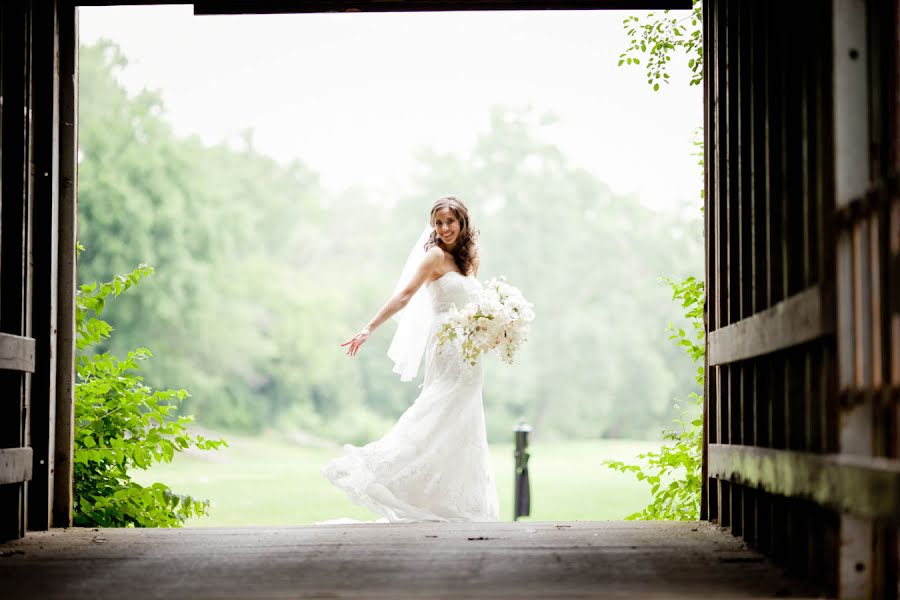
[52,0,76,528]
[701,0,716,524]
[768,0,788,563]
[714,0,728,526]
[753,0,773,556]
[819,1,838,464]
[808,60,828,556]
[766,0,785,458]
[790,10,817,576]
[892,2,900,594]
[735,0,753,541]
[27,0,61,532]
[791,13,811,535]
[721,0,734,531]
[743,0,764,550]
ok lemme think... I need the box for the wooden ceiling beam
[73,0,693,13]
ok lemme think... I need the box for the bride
[321,196,500,523]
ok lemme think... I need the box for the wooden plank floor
[0,521,825,599]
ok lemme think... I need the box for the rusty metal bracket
[834,171,897,229]
[838,388,871,409]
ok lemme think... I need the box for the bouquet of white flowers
[436,277,535,365]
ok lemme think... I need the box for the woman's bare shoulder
[424,245,445,262]
[420,246,445,273]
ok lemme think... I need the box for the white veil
[387,225,434,382]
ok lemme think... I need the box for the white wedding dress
[321,271,500,522]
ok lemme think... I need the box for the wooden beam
[0,448,33,485]
[708,444,900,523]
[191,0,692,14]
[0,333,36,373]
[708,285,834,366]
[73,0,693,8]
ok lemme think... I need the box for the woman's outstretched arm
[341,246,443,357]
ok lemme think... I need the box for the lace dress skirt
[321,319,500,523]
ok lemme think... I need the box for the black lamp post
[513,423,531,521]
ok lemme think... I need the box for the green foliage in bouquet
[74,248,227,527]
[603,275,704,520]
[436,307,495,366]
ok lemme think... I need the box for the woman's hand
[341,327,371,357]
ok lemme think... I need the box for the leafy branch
[603,276,704,520]
[74,252,227,527]
[618,0,703,90]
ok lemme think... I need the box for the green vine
[604,276,704,520]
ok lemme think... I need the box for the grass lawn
[130,435,661,526]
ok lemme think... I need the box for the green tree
[77,39,704,446]
[78,41,380,438]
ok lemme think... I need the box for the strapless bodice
[428,271,481,314]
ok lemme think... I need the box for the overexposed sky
[79,6,702,211]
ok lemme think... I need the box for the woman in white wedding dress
[321,196,500,523]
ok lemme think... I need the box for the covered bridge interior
[0,0,898,598]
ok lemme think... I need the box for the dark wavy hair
[425,195,479,276]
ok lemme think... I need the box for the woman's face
[433,207,462,248]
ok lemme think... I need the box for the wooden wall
[0,0,77,542]
[703,0,900,597]
[0,0,37,542]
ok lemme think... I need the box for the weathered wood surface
[708,444,900,522]
[707,286,834,366]
[831,1,881,597]
[192,0,691,13]
[53,0,79,530]
[0,522,820,599]
[0,333,36,373]
[0,0,34,543]
[28,0,63,534]
[0,448,33,485]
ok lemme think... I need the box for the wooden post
[53,0,77,529]
[833,0,875,597]
[27,0,61,532]
[701,0,713,523]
